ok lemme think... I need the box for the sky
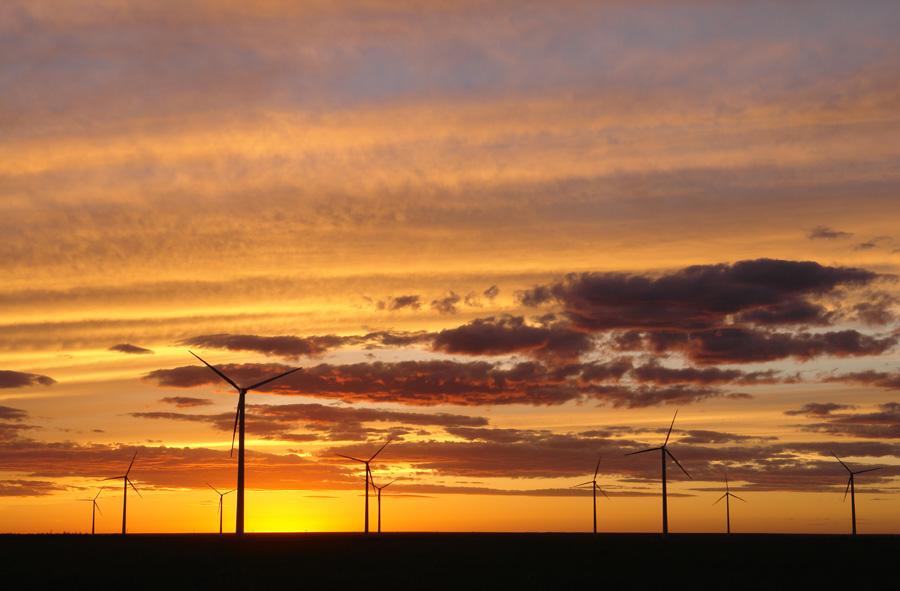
[2,0,900,535]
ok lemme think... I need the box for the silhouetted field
[2,532,896,589]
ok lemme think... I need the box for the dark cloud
[791,402,900,439]
[850,294,897,325]
[518,259,878,331]
[180,331,432,360]
[432,315,593,361]
[375,295,422,311]
[825,370,900,390]
[431,292,462,314]
[108,343,154,355]
[646,328,896,365]
[249,403,488,429]
[807,226,852,240]
[160,397,213,408]
[483,285,499,300]
[0,405,29,421]
[629,362,780,386]
[145,358,753,408]
[0,370,56,389]
[784,402,857,417]
[0,480,69,497]
[677,430,776,445]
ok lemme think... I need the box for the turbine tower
[207,483,236,535]
[190,351,301,538]
[336,437,392,533]
[832,452,882,535]
[713,469,746,535]
[90,487,104,535]
[369,477,397,533]
[102,449,141,534]
[574,455,609,534]
[626,411,691,534]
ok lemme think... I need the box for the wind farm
[574,456,609,534]
[335,438,392,534]
[101,450,141,535]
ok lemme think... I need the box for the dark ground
[1,532,896,589]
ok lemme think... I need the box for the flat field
[2,532,896,589]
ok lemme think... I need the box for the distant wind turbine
[626,411,691,534]
[190,351,301,538]
[832,452,882,535]
[574,456,609,534]
[336,437,392,533]
[90,487,104,535]
[369,477,397,533]
[207,484,236,535]
[102,449,141,534]
[713,469,746,535]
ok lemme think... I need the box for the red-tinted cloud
[432,315,593,361]
[0,370,56,389]
[108,343,154,355]
[160,397,213,408]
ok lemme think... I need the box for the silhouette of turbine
[190,351,301,538]
[336,437,392,533]
[832,452,882,535]
[713,469,746,535]
[90,487,104,535]
[574,455,609,534]
[102,449,141,534]
[369,477,397,533]
[207,483,236,535]
[626,411,691,534]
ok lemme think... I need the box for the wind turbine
[574,455,609,534]
[832,452,882,535]
[207,483,236,535]
[102,449,141,534]
[713,469,746,535]
[189,351,301,538]
[335,437,392,533]
[369,477,397,533]
[625,411,691,534]
[90,487,104,535]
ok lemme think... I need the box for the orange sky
[2,0,900,535]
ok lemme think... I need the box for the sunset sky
[3,0,900,535]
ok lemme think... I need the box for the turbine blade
[94,487,104,500]
[101,476,125,481]
[854,467,882,475]
[593,456,602,480]
[128,478,143,499]
[666,449,691,479]
[246,366,302,391]
[575,481,594,487]
[732,494,748,503]
[207,483,221,494]
[625,446,662,456]
[844,477,852,501]
[190,350,242,391]
[230,405,239,457]
[335,454,366,463]
[95,502,102,516]
[831,452,851,474]
[368,436,393,462]
[224,489,236,495]
[125,449,138,476]
[596,485,610,500]
[382,480,397,489]
[713,494,726,506]
[664,410,678,446]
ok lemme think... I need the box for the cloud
[159,397,213,408]
[108,343,154,354]
[0,405,29,421]
[0,370,56,389]
[784,402,857,417]
[432,315,593,361]
[824,371,900,390]
[180,331,432,360]
[629,362,780,386]
[518,259,879,331]
[791,402,900,439]
[431,292,462,314]
[0,480,69,497]
[807,225,852,240]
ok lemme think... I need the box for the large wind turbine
[626,411,691,534]
[102,449,141,534]
[369,477,397,533]
[713,469,746,535]
[574,456,609,534]
[832,452,881,535]
[207,483,236,535]
[90,487,104,535]
[190,351,301,537]
[336,438,392,533]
